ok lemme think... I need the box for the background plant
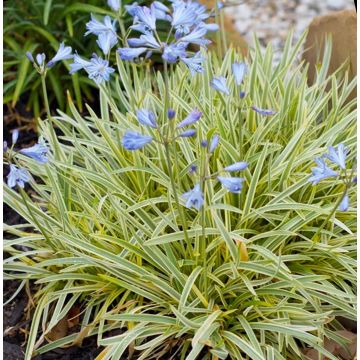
[3,0,143,118]
[4,33,357,360]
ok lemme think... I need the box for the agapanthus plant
[5,19,357,360]
[309,144,355,213]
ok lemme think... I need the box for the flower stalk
[164,143,192,253]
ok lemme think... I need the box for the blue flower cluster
[210,61,247,96]
[209,62,276,115]
[70,53,115,85]
[27,42,73,74]
[120,98,250,211]
[308,144,353,211]
[122,107,202,150]
[85,15,118,55]
[5,134,49,189]
[182,154,249,210]
[117,0,219,74]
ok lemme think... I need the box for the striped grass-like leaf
[4,35,356,360]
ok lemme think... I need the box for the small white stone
[237,4,252,19]
[327,0,345,10]
[234,19,250,33]
[296,4,309,15]
[295,18,311,33]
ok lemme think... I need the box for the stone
[327,0,346,10]
[302,9,356,99]
[235,20,249,34]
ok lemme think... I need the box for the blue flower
[117,47,147,61]
[308,157,338,185]
[338,193,349,211]
[47,42,73,67]
[85,14,117,36]
[130,23,153,34]
[176,109,202,128]
[26,52,34,63]
[232,62,247,85]
[240,91,246,99]
[200,23,219,32]
[132,4,157,31]
[201,140,208,148]
[224,161,248,172]
[217,176,244,193]
[97,32,118,55]
[178,25,210,47]
[19,137,49,164]
[85,15,118,55]
[172,1,209,32]
[174,25,191,39]
[153,1,171,21]
[324,144,348,170]
[179,129,196,137]
[182,183,204,210]
[12,129,19,145]
[125,2,139,16]
[3,141,8,152]
[153,1,170,13]
[122,131,153,150]
[36,53,46,66]
[180,52,204,76]
[162,43,187,63]
[85,54,115,84]
[171,2,197,29]
[108,0,120,11]
[189,164,197,174]
[128,33,160,48]
[210,76,230,95]
[251,106,276,116]
[69,53,92,74]
[188,2,209,23]
[137,109,158,128]
[167,108,176,119]
[7,165,30,189]
[209,134,220,153]
[217,1,225,9]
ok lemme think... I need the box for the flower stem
[163,61,170,123]
[164,143,191,253]
[162,60,191,254]
[200,152,209,294]
[41,74,51,120]
[312,185,349,242]
[41,73,61,160]
[117,14,128,46]
[237,87,243,154]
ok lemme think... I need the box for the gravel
[225,0,355,61]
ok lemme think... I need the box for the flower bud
[167,108,176,120]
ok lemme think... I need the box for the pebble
[225,0,355,62]
[327,0,346,10]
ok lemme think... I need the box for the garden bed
[3,0,357,359]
